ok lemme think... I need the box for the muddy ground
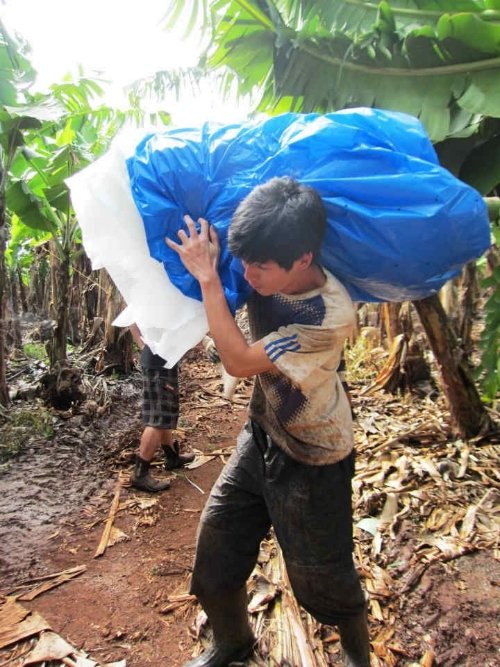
[0,345,498,667]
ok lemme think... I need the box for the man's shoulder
[320,269,355,325]
[248,270,354,338]
[322,268,352,301]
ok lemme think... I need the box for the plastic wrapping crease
[67,133,207,367]
[68,109,491,367]
[127,108,491,312]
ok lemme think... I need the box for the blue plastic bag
[126,109,490,309]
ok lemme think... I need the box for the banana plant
[164,0,500,141]
[162,0,499,432]
[163,0,500,194]
[5,80,125,369]
[0,20,38,405]
[1,20,173,404]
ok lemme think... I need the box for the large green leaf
[455,70,500,116]
[0,78,17,106]
[195,2,500,141]
[0,22,36,103]
[45,183,70,213]
[5,99,64,122]
[5,181,57,233]
[299,0,493,32]
[5,212,50,270]
[459,134,500,193]
[437,12,500,54]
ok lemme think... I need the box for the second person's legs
[131,365,180,492]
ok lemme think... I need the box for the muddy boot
[130,456,170,492]
[337,609,371,667]
[163,441,195,470]
[183,587,255,667]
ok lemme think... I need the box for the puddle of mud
[0,382,141,583]
[0,444,112,578]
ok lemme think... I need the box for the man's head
[228,177,327,296]
[228,177,326,269]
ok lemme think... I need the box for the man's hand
[167,216,274,378]
[166,215,220,284]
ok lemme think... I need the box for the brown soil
[0,345,498,667]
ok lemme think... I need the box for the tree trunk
[413,294,491,438]
[371,302,430,394]
[73,252,98,344]
[459,263,477,353]
[439,278,460,332]
[48,245,71,368]
[7,268,22,349]
[67,253,87,346]
[41,237,85,409]
[28,243,50,316]
[17,266,28,313]
[381,302,402,345]
[0,192,9,406]
[94,269,134,374]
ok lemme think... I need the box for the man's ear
[295,251,314,271]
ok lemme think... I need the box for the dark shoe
[130,456,170,492]
[183,636,254,667]
[338,609,371,667]
[163,441,195,470]
[183,587,255,667]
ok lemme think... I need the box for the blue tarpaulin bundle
[126,108,490,309]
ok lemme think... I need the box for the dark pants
[142,366,179,428]
[190,421,366,625]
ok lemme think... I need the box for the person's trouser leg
[259,433,370,667]
[132,365,180,492]
[337,607,371,667]
[185,427,270,667]
[183,583,255,667]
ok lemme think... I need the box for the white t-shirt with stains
[248,269,355,465]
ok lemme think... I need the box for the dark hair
[228,177,326,270]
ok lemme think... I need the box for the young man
[167,177,370,667]
[129,325,194,492]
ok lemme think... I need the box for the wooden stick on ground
[18,566,87,601]
[94,473,124,558]
[420,649,435,666]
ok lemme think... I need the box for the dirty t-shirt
[248,269,355,465]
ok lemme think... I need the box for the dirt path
[11,434,238,667]
[0,347,498,666]
[0,347,250,666]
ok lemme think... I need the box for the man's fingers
[169,215,213,257]
[198,218,209,239]
[209,225,220,249]
[183,216,198,236]
[165,237,182,252]
[182,215,210,242]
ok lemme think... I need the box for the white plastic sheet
[67,132,208,367]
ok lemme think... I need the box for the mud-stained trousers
[190,421,366,626]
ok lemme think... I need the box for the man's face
[242,259,297,296]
